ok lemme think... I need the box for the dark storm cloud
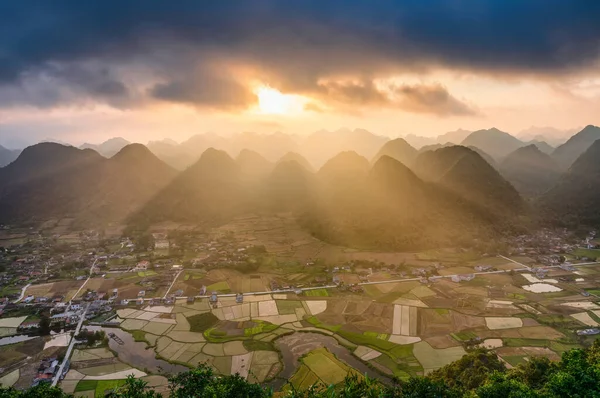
[393,84,478,116]
[1,1,599,109]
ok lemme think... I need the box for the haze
[1,1,600,147]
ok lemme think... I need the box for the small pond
[0,334,36,346]
[271,332,391,390]
[87,326,188,375]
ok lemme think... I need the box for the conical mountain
[80,137,131,158]
[132,148,246,223]
[236,149,273,180]
[371,138,418,166]
[0,143,175,224]
[500,145,561,197]
[0,142,103,185]
[317,151,369,183]
[263,159,317,211]
[540,140,600,226]
[300,128,388,167]
[527,140,554,155]
[415,146,524,215]
[466,146,497,169]
[461,128,524,160]
[301,155,502,250]
[277,152,313,172]
[552,125,600,170]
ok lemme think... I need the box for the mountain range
[2,124,600,245]
[0,143,175,225]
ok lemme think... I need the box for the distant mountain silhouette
[0,145,21,167]
[436,129,472,145]
[318,151,370,183]
[540,140,600,227]
[466,146,497,169]
[132,148,246,224]
[414,146,524,216]
[302,155,505,250]
[300,128,389,167]
[418,143,449,154]
[372,138,418,166]
[403,134,436,149]
[518,126,578,147]
[552,125,600,170]
[527,140,554,155]
[263,159,317,211]
[80,137,131,158]
[500,145,561,198]
[0,143,175,224]
[236,149,273,181]
[277,152,314,172]
[461,128,525,160]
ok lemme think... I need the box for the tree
[39,315,51,336]
[168,364,271,398]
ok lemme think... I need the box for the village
[1,218,600,391]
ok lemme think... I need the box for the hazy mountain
[552,125,600,170]
[418,144,447,154]
[461,128,525,160]
[80,137,131,158]
[236,149,273,181]
[414,146,524,216]
[372,138,418,166]
[132,148,247,224]
[540,140,600,227]
[500,145,561,198]
[317,151,370,187]
[0,145,21,167]
[180,133,232,156]
[263,160,317,211]
[518,126,578,147]
[466,146,497,169]
[300,128,389,168]
[233,132,299,161]
[0,143,175,224]
[436,129,472,145]
[147,139,196,170]
[527,140,554,155]
[302,155,504,250]
[277,152,314,172]
[403,134,436,149]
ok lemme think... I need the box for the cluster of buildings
[32,357,68,387]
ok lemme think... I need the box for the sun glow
[254,85,305,115]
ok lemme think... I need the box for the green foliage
[3,340,600,398]
[38,315,51,336]
[242,340,276,352]
[168,364,271,398]
[429,349,506,392]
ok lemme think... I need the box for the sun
[254,85,304,115]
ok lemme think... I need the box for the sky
[1,1,600,147]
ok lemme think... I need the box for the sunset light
[255,85,304,115]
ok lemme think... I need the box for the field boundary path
[67,258,99,310]
[52,302,90,387]
[13,283,31,303]
[163,270,184,299]
[498,255,532,271]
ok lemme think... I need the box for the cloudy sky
[1,1,599,147]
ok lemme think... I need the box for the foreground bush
[1,341,599,397]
